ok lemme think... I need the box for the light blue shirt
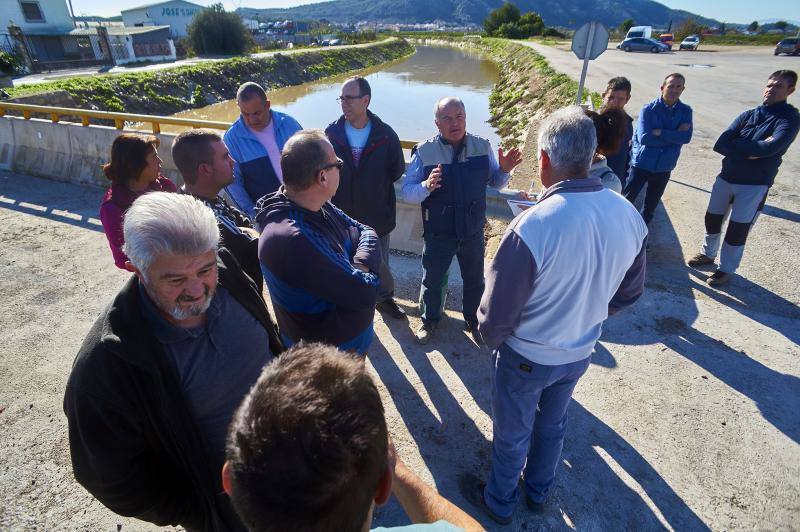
[345,119,372,167]
[372,520,462,531]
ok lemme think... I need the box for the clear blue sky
[71,0,798,24]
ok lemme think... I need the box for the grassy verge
[6,39,414,116]
[412,36,600,147]
[700,34,788,46]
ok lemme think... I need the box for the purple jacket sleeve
[478,230,536,350]
[608,236,647,315]
[99,202,129,269]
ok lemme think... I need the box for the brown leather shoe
[707,269,732,286]
[688,253,715,268]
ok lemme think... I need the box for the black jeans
[624,167,672,224]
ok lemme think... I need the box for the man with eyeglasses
[402,96,522,345]
[256,130,381,355]
[326,76,407,320]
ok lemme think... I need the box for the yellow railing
[0,102,419,149]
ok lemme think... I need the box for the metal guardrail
[0,101,418,148]
[0,101,516,218]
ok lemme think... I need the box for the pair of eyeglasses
[336,95,365,102]
[320,158,344,171]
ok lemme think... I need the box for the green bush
[187,3,254,56]
[0,51,21,75]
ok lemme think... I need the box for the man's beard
[168,285,214,321]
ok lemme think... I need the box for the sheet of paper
[507,199,536,217]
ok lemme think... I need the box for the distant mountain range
[237,0,719,29]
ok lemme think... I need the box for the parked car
[679,35,700,51]
[774,38,800,56]
[617,38,670,53]
[659,33,674,50]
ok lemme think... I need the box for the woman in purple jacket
[99,133,177,269]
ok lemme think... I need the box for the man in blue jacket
[402,96,522,345]
[624,73,693,224]
[223,82,302,219]
[688,70,798,286]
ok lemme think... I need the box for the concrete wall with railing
[0,109,518,254]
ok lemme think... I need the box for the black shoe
[376,299,406,319]
[707,269,732,287]
[464,318,485,346]
[688,253,715,268]
[459,473,512,525]
[525,493,547,514]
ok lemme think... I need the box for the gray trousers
[378,234,395,302]
[701,176,768,274]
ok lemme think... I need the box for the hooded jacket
[256,190,381,354]
[713,100,799,187]
[325,111,406,236]
[64,249,283,531]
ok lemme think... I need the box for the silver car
[617,37,670,53]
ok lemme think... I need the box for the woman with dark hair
[99,133,177,269]
[585,108,627,193]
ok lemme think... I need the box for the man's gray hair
[123,192,220,274]
[237,82,268,103]
[434,96,466,117]
[537,106,597,178]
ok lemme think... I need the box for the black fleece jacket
[326,111,406,236]
[63,248,283,531]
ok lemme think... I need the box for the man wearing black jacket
[64,192,283,531]
[326,76,407,319]
[172,129,264,291]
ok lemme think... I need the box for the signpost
[571,21,609,105]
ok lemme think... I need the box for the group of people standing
[65,66,797,531]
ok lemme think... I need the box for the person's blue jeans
[420,233,485,324]
[624,167,672,225]
[484,343,591,519]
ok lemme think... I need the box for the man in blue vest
[402,97,522,345]
[223,82,302,219]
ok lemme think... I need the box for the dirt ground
[1,47,799,531]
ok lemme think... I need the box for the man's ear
[539,149,551,170]
[222,460,234,496]
[374,464,393,506]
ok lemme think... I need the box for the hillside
[238,0,719,29]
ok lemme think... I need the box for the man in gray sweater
[460,107,648,524]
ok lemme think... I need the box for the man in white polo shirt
[460,106,648,524]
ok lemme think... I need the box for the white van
[625,26,653,39]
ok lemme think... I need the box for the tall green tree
[519,12,545,36]
[774,20,788,31]
[187,3,254,56]
[484,2,521,36]
[619,18,635,33]
[675,18,705,41]
[747,20,759,32]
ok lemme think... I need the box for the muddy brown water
[170,46,501,145]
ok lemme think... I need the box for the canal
[171,45,501,145]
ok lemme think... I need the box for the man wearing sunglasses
[326,76,407,320]
[256,130,381,355]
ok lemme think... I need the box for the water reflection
[170,46,501,145]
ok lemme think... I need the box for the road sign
[570,21,609,105]
[571,21,609,60]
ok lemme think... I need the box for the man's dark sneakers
[464,318,485,347]
[458,473,512,525]
[707,269,732,287]
[687,253,715,268]
[376,299,406,319]
[525,493,547,514]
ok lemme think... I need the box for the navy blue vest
[417,135,491,239]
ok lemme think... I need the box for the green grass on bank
[5,39,414,116]
[700,34,791,46]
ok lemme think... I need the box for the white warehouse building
[121,0,204,38]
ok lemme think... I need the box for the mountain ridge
[237,0,720,29]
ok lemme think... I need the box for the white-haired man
[64,192,283,530]
[460,107,648,524]
[402,96,522,344]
